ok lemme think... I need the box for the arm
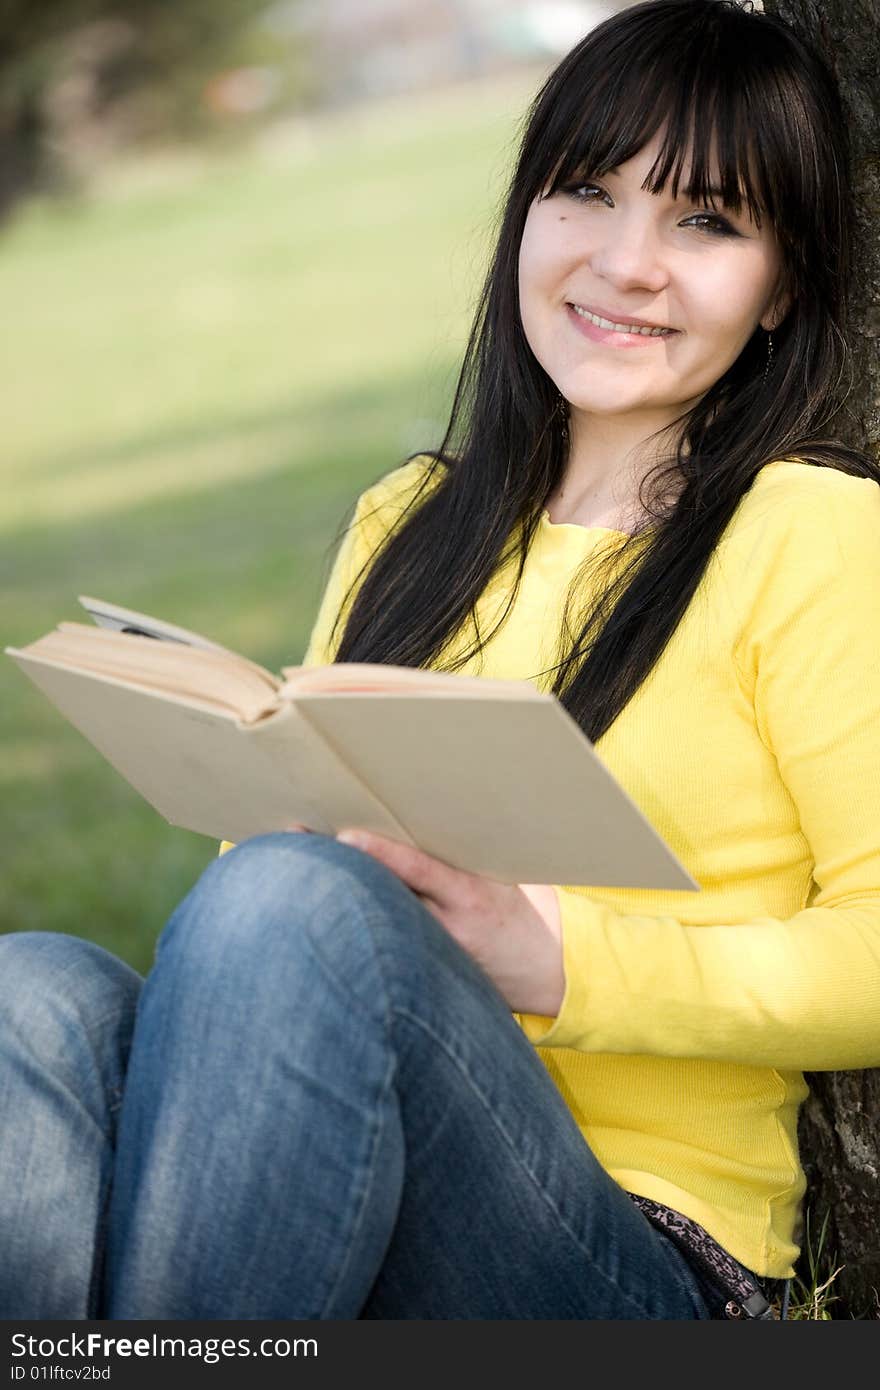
[520,473,880,1073]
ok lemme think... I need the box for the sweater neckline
[538,508,630,539]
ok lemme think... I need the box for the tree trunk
[763,0,880,1320]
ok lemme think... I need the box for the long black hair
[327,0,878,745]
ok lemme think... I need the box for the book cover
[6,601,699,891]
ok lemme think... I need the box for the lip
[565,302,678,347]
[572,301,673,330]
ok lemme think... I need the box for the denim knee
[154,832,469,1021]
[0,932,142,1106]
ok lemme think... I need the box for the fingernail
[336,829,366,848]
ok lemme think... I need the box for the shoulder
[721,458,880,560]
[351,453,449,541]
[741,456,880,525]
[363,452,448,504]
[713,460,880,654]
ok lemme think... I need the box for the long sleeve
[519,467,880,1073]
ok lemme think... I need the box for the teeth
[571,304,673,336]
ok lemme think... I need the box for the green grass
[787,1208,847,1320]
[0,72,540,972]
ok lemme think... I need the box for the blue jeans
[0,833,723,1319]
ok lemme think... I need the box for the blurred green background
[1,69,541,972]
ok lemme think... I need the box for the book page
[279,662,544,700]
[6,654,416,846]
[7,634,698,888]
[9,625,281,724]
[294,690,699,889]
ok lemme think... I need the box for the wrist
[519,883,562,938]
[517,884,565,1015]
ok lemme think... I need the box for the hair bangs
[639,75,775,230]
[534,11,788,232]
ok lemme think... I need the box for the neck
[549,407,684,528]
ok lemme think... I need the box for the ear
[760,305,787,332]
[760,278,792,333]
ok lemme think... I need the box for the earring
[556,390,570,448]
[763,330,774,384]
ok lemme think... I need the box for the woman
[2,0,879,1319]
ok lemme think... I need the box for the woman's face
[517,132,787,430]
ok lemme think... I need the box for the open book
[6,597,699,891]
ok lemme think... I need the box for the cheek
[518,225,550,300]
[517,232,551,335]
[683,254,778,352]
[519,210,579,293]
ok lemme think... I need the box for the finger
[336,828,462,905]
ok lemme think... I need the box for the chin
[567,393,663,416]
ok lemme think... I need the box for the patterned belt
[627,1192,780,1320]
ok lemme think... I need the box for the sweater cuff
[517,888,600,1048]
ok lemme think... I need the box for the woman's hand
[285,823,564,1015]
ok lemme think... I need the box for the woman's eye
[684,211,738,237]
[562,183,610,205]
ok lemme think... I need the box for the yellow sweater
[244,455,880,1280]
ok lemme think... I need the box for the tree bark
[763,0,880,1320]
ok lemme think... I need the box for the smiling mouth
[568,303,677,337]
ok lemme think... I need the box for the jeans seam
[317,1047,399,1318]
[309,894,398,1318]
[390,1004,685,1319]
[299,910,393,1034]
[362,899,688,1318]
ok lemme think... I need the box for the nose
[588,210,670,295]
